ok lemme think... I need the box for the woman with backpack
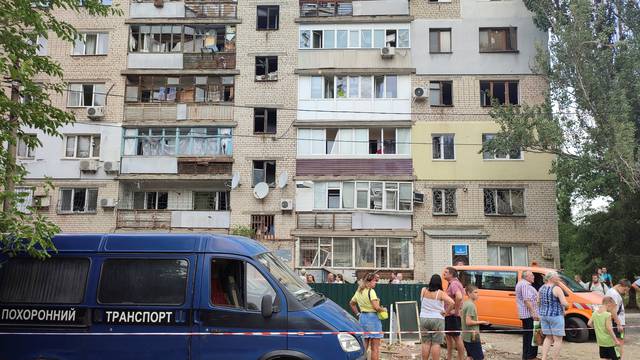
[349,273,387,360]
[419,274,455,360]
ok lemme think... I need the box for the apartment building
[15,0,558,278]
[410,0,558,278]
[17,0,127,233]
[293,0,417,281]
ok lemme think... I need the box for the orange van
[442,266,603,342]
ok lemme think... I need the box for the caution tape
[0,325,637,337]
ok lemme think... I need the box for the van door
[193,255,288,360]
[88,255,196,360]
[462,270,520,327]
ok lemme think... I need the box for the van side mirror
[261,294,273,318]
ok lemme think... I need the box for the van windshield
[558,272,588,292]
[256,252,319,303]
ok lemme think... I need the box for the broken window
[480,80,519,106]
[370,182,383,210]
[255,56,278,81]
[385,183,398,211]
[257,5,279,30]
[59,188,98,213]
[254,108,277,134]
[397,29,410,48]
[432,134,455,160]
[385,30,397,47]
[327,182,341,209]
[429,29,451,53]
[484,189,525,216]
[298,237,409,269]
[193,191,230,211]
[73,32,108,55]
[125,75,234,103]
[313,30,323,48]
[429,81,453,106]
[336,76,347,98]
[64,135,100,158]
[133,191,168,210]
[324,76,334,98]
[479,27,517,52]
[251,215,275,240]
[482,133,522,159]
[67,83,105,107]
[433,188,456,215]
[252,160,276,186]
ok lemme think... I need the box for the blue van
[0,234,365,360]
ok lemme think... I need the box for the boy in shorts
[461,285,489,360]
[588,296,621,360]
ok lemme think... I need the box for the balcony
[124,103,233,123]
[116,210,230,230]
[299,0,409,18]
[296,211,412,230]
[129,0,237,19]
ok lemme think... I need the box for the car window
[246,263,276,311]
[459,270,517,291]
[210,258,276,311]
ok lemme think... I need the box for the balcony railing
[117,209,171,229]
[300,0,353,17]
[117,209,231,229]
[296,212,352,230]
[124,103,234,122]
[185,0,238,18]
[183,52,236,70]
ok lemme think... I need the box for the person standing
[574,274,588,289]
[606,279,631,359]
[588,296,622,360]
[537,271,569,360]
[349,273,386,360]
[589,274,609,295]
[335,274,345,284]
[443,267,465,360]
[516,271,539,360]
[327,273,335,283]
[419,274,455,360]
[392,272,403,284]
[461,285,489,360]
[601,268,613,288]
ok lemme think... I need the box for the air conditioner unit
[103,161,119,174]
[79,159,98,172]
[280,199,294,211]
[87,106,105,119]
[34,196,50,208]
[100,198,116,208]
[413,192,425,204]
[380,47,395,58]
[414,87,428,100]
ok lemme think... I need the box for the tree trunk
[2,79,20,213]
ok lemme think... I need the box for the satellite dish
[231,172,240,189]
[277,171,288,189]
[253,182,269,199]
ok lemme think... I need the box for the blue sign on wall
[453,245,469,256]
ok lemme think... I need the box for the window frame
[483,188,526,216]
[122,127,233,157]
[432,188,457,215]
[298,237,412,270]
[479,27,518,53]
[58,188,98,214]
[67,83,106,108]
[192,191,230,211]
[313,181,413,212]
[17,135,37,159]
[256,5,279,31]
[429,28,452,54]
[487,245,529,267]
[255,56,278,82]
[429,81,453,107]
[63,134,101,159]
[133,191,169,210]
[431,133,455,160]
[72,32,109,56]
[253,108,277,135]
[251,214,275,240]
[252,160,277,187]
[482,133,523,160]
[299,27,410,50]
[480,80,519,107]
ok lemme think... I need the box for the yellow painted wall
[412,121,555,181]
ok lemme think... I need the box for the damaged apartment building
[15,0,558,280]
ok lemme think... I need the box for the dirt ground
[379,332,640,359]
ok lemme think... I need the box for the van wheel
[565,316,589,343]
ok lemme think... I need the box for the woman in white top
[420,274,455,360]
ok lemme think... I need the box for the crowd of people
[344,266,636,360]
[300,269,403,285]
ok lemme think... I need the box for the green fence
[310,283,425,331]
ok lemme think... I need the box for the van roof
[50,233,269,256]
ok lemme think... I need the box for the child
[461,285,489,360]
[588,296,621,360]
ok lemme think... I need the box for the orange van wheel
[565,316,589,343]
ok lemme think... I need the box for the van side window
[481,271,517,291]
[0,257,89,304]
[210,259,276,312]
[98,259,188,305]
[211,259,244,308]
[459,270,482,289]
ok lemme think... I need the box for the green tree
[0,0,121,258]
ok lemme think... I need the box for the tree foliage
[486,0,640,200]
[0,0,121,258]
